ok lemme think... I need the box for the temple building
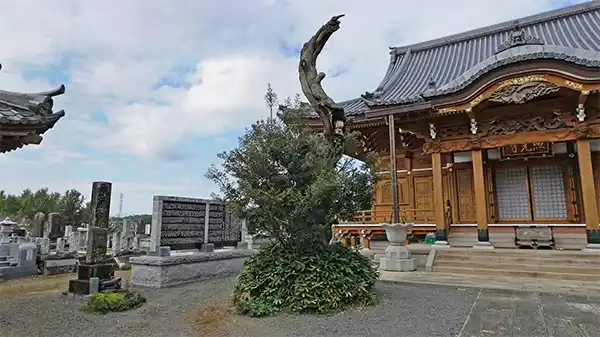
[0,64,66,153]
[326,2,600,250]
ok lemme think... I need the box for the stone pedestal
[379,223,416,272]
[473,241,495,249]
[433,240,451,248]
[379,244,416,272]
[583,243,600,252]
[200,243,215,252]
[68,263,118,295]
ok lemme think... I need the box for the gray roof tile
[0,82,66,126]
[343,1,600,115]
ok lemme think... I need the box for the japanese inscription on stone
[152,196,206,250]
[90,181,112,229]
[86,226,108,264]
[151,195,242,251]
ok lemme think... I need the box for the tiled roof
[0,86,66,125]
[342,1,600,116]
[0,64,66,152]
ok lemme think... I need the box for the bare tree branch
[299,14,347,141]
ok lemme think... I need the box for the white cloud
[1,0,584,213]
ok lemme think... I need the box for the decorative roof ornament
[361,87,384,103]
[495,21,545,54]
[427,77,437,89]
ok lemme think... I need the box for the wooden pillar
[432,152,446,241]
[388,115,400,224]
[472,149,490,243]
[576,139,600,245]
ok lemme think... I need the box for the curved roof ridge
[390,1,600,55]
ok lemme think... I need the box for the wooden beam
[432,152,446,241]
[388,115,400,223]
[576,139,600,244]
[472,149,489,242]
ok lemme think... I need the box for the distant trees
[0,188,91,225]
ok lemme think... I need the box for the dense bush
[83,291,146,314]
[234,243,378,317]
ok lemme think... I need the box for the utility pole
[118,193,124,218]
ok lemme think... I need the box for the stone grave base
[68,263,116,295]
[0,264,38,280]
[43,259,78,275]
[130,249,253,288]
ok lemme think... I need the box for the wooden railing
[332,202,453,249]
[341,208,436,224]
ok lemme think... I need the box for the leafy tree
[60,189,87,225]
[0,188,92,225]
[206,89,379,316]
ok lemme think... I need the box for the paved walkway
[458,288,600,337]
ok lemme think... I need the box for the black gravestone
[90,181,112,229]
[159,198,206,250]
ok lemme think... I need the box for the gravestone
[69,181,120,295]
[151,196,242,252]
[68,232,79,253]
[0,219,38,279]
[111,232,121,256]
[31,212,45,237]
[89,181,112,229]
[85,226,109,263]
[135,222,145,235]
[151,196,207,251]
[47,213,62,240]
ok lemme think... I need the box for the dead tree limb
[299,14,347,141]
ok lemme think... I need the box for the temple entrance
[494,163,568,222]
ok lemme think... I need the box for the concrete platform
[379,270,600,298]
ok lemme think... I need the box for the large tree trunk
[299,15,347,142]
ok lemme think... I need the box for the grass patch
[185,297,239,337]
[83,291,146,314]
[0,270,131,299]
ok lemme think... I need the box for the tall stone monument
[31,212,45,238]
[47,213,63,240]
[69,181,120,295]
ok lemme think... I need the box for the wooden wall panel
[413,176,435,221]
[455,168,476,222]
[593,153,600,219]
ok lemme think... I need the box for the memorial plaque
[500,142,552,159]
[151,195,242,251]
[152,196,207,250]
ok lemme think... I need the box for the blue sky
[0,0,587,215]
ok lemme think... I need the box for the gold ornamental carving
[434,74,597,115]
[488,81,560,105]
[482,112,566,137]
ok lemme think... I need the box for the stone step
[436,254,600,265]
[433,265,600,282]
[435,260,600,275]
[436,249,600,259]
[0,261,10,267]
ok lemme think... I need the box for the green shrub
[233,243,378,317]
[83,291,146,314]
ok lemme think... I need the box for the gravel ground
[2,277,599,337]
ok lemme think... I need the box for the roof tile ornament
[495,21,545,54]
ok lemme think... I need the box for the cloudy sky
[0,0,585,215]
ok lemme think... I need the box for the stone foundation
[43,259,78,275]
[130,249,253,288]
